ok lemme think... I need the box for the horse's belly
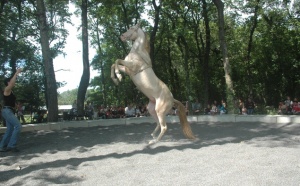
[132,70,172,99]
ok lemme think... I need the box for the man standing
[0,68,23,152]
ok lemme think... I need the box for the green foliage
[1,0,299,114]
[58,89,78,105]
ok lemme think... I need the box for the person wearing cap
[0,68,23,152]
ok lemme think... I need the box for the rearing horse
[111,23,195,144]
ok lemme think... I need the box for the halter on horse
[111,23,195,144]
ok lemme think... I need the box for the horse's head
[120,22,141,42]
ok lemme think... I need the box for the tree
[212,0,235,113]
[36,0,58,121]
[77,0,90,116]
[149,0,162,70]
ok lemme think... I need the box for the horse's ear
[136,20,141,28]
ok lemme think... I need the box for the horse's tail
[174,99,196,140]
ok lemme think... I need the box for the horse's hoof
[116,74,122,81]
[149,139,157,145]
[112,78,119,85]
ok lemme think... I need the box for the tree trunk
[246,0,260,97]
[77,0,90,116]
[36,0,58,121]
[96,19,106,106]
[150,0,161,70]
[212,0,235,113]
[177,35,190,101]
[202,0,211,107]
[166,37,176,96]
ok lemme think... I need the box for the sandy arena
[0,121,300,185]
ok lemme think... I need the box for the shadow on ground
[0,121,299,184]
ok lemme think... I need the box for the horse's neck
[131,37,145,53]
[131,36,152,66]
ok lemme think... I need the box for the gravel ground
[0,121,300,186]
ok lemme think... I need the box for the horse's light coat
[111,23,195,144]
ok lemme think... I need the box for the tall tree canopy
[1,0,299,115]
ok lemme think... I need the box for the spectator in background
[204,104,211,115]
[219,100,227,114]
[284,96,293,115]
[210,103,218,115]
[111,105,119,118]
[140,104,148,117]
[238,99,244,114]
[117,106,125,118]
[105,106,112,119]
[98,105,106,119]
[16,101,26,124]
[125,103,136,118]
[245,98,255,115]
[135,105,141,117]
[277,102,286,115]
[69,100,77,120]
[192,98,202,115]
[85,101,94,120]
[185,100,191,115]
[292,98,300,115]
[242,106,247,115]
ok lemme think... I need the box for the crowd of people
[66,95,300,121]
[237,97,256,115]
[67,101,150,120]
[278,96,300,115]
[95,104,149,119]
[183,98,228,116]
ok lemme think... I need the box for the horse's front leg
[111,64,119,85]
[115,59,123,82]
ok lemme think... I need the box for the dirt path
[1,121,300,185]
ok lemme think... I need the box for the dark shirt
[245,101,255,109]
[3,92,16,107]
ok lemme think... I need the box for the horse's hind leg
[149,99,173,144]
[147,101,160,139]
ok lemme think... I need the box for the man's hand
[16,68,23,74]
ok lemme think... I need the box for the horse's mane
[135,27,152,66]
[141,29,150,55]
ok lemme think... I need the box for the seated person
[278,102,286,115]
[192,98,202,115]
[139,105,148,117]
[292,99,300,114]
[125,103,136,117]
[210,103,218,115]
[135,106,141,117]
[117,106,125,118]
[85,101,94,120]
[98,105,107,119]
[219,101,227,114]
[204,104,211,115]
[242,107,247,115]
[111,105,119,118]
